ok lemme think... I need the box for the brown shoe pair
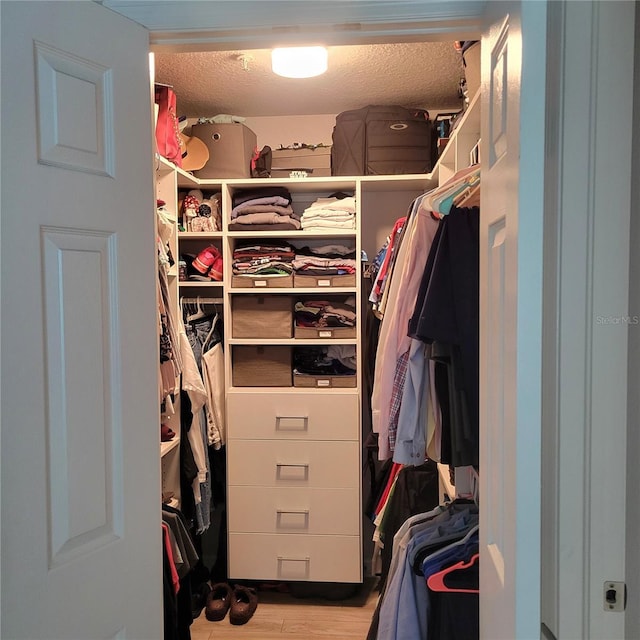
[205,583,258,625]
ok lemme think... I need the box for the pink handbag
[154,85,182,167]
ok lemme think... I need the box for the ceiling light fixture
[271,46,328,79]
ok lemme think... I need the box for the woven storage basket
[232,296,293,338]
[232,346,292,387]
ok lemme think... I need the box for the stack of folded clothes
[293,345,357,378]
[230,186,300,231]
[300,194,356,231]
[294,296,357,330]
[292,243,357,277]
[232,241,296,281]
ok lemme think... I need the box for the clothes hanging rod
[180,296,224,305]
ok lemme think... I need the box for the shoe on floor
[205,582,233,622]
[229,585,258,625]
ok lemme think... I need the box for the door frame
[540,2,636,639]
[137,1,635,637]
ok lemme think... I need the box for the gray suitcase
[331,105,436,176]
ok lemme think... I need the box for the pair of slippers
[205,582,258,625]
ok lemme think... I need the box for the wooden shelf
[161,437,179,458]
[228,337,358,346]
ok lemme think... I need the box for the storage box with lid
[271,146,331,177]
[232,346,292,387]
[232,295,293,338]
[191,122,257,178]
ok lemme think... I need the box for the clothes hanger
[453,182,481,208]
[422,165,480,217]
[433,170,480,216]
[426,552,479,593]
[187,296,207,323]
[201,310,220,354]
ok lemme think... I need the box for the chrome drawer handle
[275,416,309,431]
[276,509,310,515]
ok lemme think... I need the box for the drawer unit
[227,486,360,536]
[228,533,361,582]
[226,391,359,440]
[226,440,360,488]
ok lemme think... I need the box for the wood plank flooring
[190,580,379,640]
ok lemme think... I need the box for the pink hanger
[427,552,479,593]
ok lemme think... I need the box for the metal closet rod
[180,296,224,305]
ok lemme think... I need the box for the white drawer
[228,533,362,583]
[227,440,360,488]
[228,486,360,536]
[226,391,359,441]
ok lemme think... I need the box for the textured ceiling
[153,41,466,118]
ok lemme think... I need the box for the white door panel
[1,2,160,638]
[480,2,546,638]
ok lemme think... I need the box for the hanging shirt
[371,198,440,460]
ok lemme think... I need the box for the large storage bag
[331,105,436,176]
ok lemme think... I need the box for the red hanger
[427,553,479,593]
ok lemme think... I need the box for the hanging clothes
[371,195,440,460]
[374,503,479,640]
[178,312,211,534]
[408,204,480,467]
[162,503,199,640]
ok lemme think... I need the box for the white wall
[244,114,336,149]
[185,107,462,150]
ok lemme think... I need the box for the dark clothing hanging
[427,557,479,640]
[408,205,480,466]
[378,461,440,586]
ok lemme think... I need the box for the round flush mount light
[271,46,328,78]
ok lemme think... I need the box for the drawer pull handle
[276,509,310,530]
[277,556,311,579]
[275,416,309,431]
[276,463,309,481]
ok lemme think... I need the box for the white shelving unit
[153,87,481,580]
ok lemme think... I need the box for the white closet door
[479,1,546,638]
[1,2,160,638]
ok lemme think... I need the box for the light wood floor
[189,580,379,640]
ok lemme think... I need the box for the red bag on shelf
[154,85,182,167]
